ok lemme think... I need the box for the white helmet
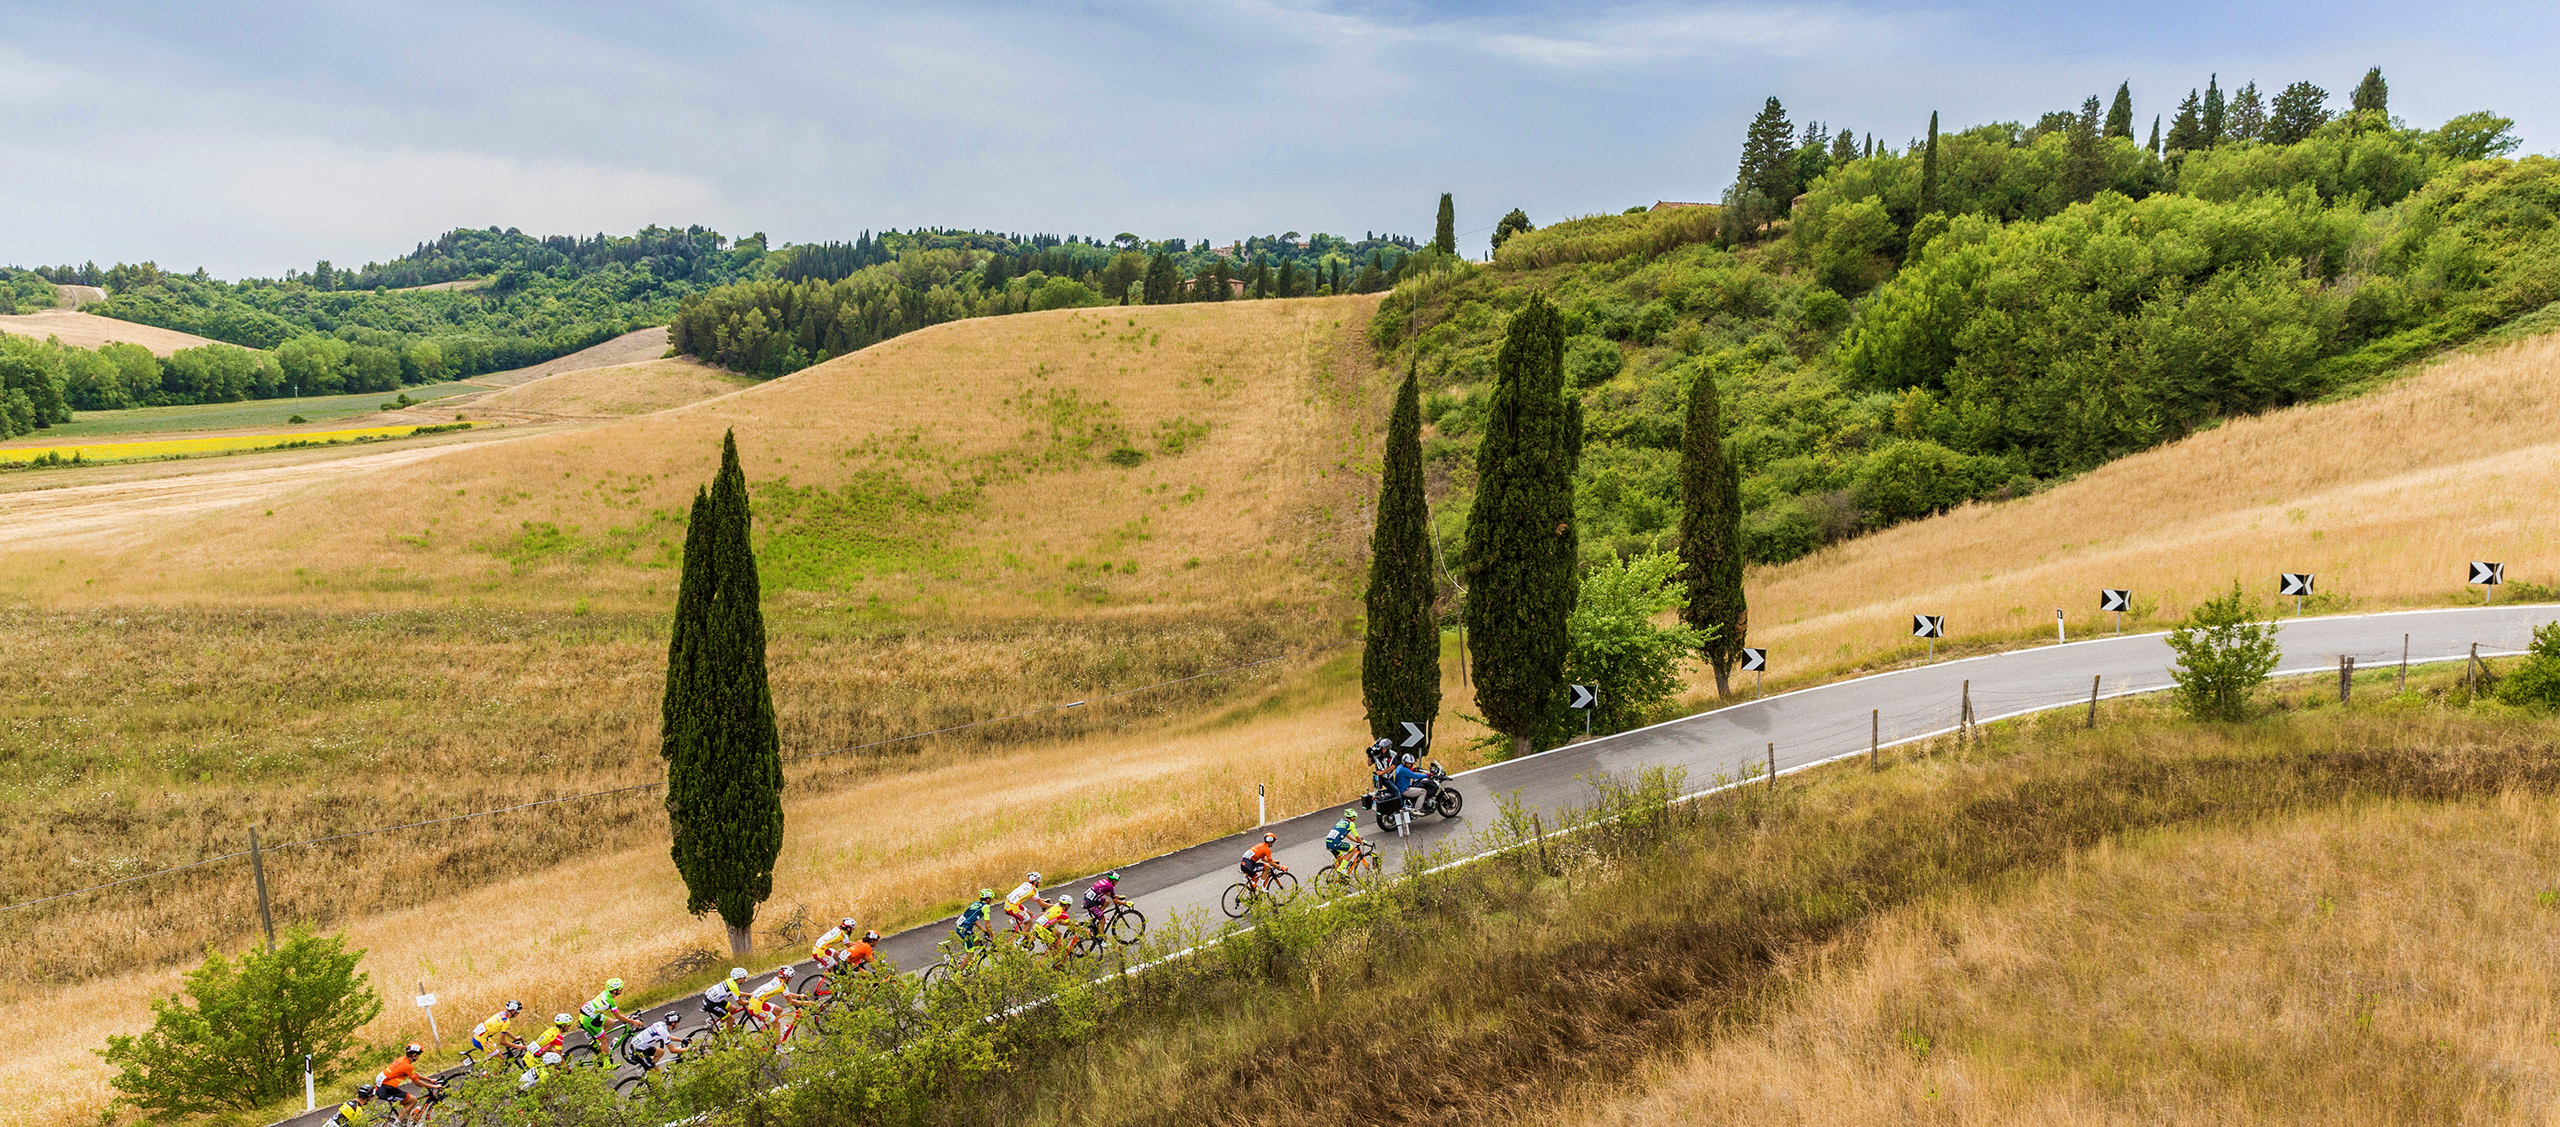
[776,965,795,979]
[729,967,747,980]
[840,917,856,930]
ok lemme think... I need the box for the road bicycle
[1221,864,1299,918]
[1069,896,1149,957]
[1314,840,1380,896]
[920,938,992,992]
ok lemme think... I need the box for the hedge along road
[293,603,2558,1124]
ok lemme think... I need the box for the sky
[5,0,2553,278]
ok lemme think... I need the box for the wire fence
[0,653,1292,917]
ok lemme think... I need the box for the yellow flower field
[0,424,455,464]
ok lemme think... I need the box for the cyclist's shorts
[471,1036,489,1053]
[700,996,729,1015]
[577,1014,606,1036]
[1325,840,1352,854]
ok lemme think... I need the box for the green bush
[98,927,382,1117]
[1563,551,1710,735]
[2166,581,2281,721]
[2495,622,2560,709]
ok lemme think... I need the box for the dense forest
[1380,70,2552,567]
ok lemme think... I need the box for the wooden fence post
[2087,674,2100,729]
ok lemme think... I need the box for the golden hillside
[0,308,235,356]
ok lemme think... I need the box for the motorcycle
[1359,762,1463,833]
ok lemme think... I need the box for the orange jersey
[1247,841,1274,864]
[845,940,875,969]
[376,1056,422,1089]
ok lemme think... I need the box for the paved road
[297,603,2555,1123]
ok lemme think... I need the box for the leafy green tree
[1433,193,1457,255]
[97,927,382,1117]
[1141,252,1180,305]
[1831,127,1858,163]
[662,429,785,957]
[2104,82,2135,139]
[1465,293,1579,756]
[2494,622,2560,708]
[2433,111,2521,161]
[2352,67,2388,115]
[2165,89,2204,155]
[2066,95,2106,202]
[1565,552,1708,734]
[2228,81,2266,142]
[1363,367,1442,738]
[2202,74,2226,147]
[0,343,70,437]
[1491,208,1533,254]
[1677,366,1746,695]
[2267,82,2331,144]
[1918,110,1942,215]
[1736,97,1799,232]
[2165,580,2280,720]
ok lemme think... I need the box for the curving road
[295,603,2556,1123]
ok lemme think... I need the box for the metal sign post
[1912,615,1944,660]
[1567,684,1597,734]
[2280,573,2314,616]
[2472,562,2504,605]
[416,985,440,1051]
[2101,589,2130,634]
[1740,648,1767,698]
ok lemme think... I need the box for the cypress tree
[2148,114,2161,155]
[1735,96,1796,231]
[2351,67,2388,115]
[1919,111,1942,215]
[2066,95,2106,202]
[661,429,784,957]
[1364,366,1441,739]
[1432,193,1457,255]
[2229,81,2266,141]
[2166,89,2203,154]
[1677,365,1747,696]
[1830,127,1857,163]
[2202,74,2226,147]
[1464,293,1578,758]
[1278,259,1299,298]
[2105,82,2134,139]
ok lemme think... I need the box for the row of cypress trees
[1362,291,1749,755]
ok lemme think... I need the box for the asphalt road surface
[291,603,2556,1124]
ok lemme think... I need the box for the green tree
[1918,110,1942,215]
[1737,97,1799,231]
[2228,81,2266,142]
[2352,67,2388,115]
[1277,259,1300,298]
[2202,74,2226,147]
[1141,252,1180,305]
[2165,580,2280,720]
[1432,193,1457,255]
[2494,622,2560,709]
[1677,365,1747,695]
[662,429,785,956]
[0,344,70,437]
[1363,367,1442,738]
[2166,89,2204,155]
[1491,208,1533,254]
[2104,81,2135,139]
[1465,293,1579,756]
[97,927,382,1117]
[1565,552,1708,734]
[2066,95,2106,202]
[2267,82,2331,144]
[2433,111,2521,161]
[1831,127,1858,163]
[2148,114,2161,155]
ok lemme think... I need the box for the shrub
[98,927,383,1117]
[2495,622,2560,709]
[2166,581,2281,720]
[1564,551,1710,735]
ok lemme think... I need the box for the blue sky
[5,1,2551,277]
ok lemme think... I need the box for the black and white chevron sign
[2279,573,2315,597]
[1911,614,1944,638]
[1567,684,1598,710]
[2099,589,2131,613]
[1739,648,1767,672]
[2471,561,2504,585]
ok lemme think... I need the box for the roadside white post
[1256,783,1266,828]
[304,1055,315,1112]
[417,983,440,1051]
[2055,609,2066,644]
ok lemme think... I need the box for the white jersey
[627,1022,673,1053]
[704,978,740,1005]
[1005,881,1041,910]
[812,925,851,952]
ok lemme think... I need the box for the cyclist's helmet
[606,978,625,992]
[541,1051,563,1066]
[353,1084,379,1100]
[979,887,994,900]
[1264,832,1278,842]
[840,917,856,930]
[554,1013,573,1026]
[1026,871,1042,883]
[730,967,747,980]
[1104,870,1122,882]
[1344,808,1359,818]
[504,999,523,1013]
[406,1043,424,1057]
[663,1012,682,1025]
[775,965,795,979]
[863,930,880,942]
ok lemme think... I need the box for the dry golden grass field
[460,356,755,420]
[0,308,236,356]
[1555,795,2560,1126]
[1734,331,2560,688]
[0,295,1436,1127]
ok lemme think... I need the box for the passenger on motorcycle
[1239,833,1281,889]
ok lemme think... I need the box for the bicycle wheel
[1220,882,1251,918]
[801,973,834,1004]
[560,1042,602,1068]
[1110,908,1147,945]
[1314,863,1345,896]
[674,1025,717,1052]
[920,961,951,992]
[612,1070,654,1099]
[1268,870,1300,905]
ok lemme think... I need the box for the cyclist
[516,1051,565,1092]
[322,1084,385,1127]
[839,930,881,975]
[372,1043,443,1119]
[745,965,809,1031]
[576,978,644,1047]
[955,889,997,952]
[811,916,860,971]
[469,999,526,1063]
[1033,895,1075,952]
[1240,832,1280,890]
[702,967,750,1025]
[524,1013,575,1063]
[1003,871,1047,936]
[1326,808,1366,859]
[1081,870,1125,929]
[624,1010,686,1070]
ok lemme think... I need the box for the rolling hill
[0,308,236,356]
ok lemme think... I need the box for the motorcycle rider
[1393,753,1441,816]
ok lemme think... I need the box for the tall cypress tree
[662,429,784,957]
[1432,193,1457,255]
[2229,81,2266,142]
[1464,294,1577,757]
[2202,74,2226,147]
[1677,365,1746,696]
[1919,111,1942,215]
[2351,67,2388,115]
[1278,259,1300,298]
[2066,95,2106,202]
[1364,367,1441,739]
[2104,82,2135,139]
[2148,114,2161,155]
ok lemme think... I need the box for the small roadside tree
[1565,552,1710,735]
[2494,623,2560,709]
[98,927,382,1117]
[2166,581,2280,720]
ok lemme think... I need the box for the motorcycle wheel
[1434,788,1464,818]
